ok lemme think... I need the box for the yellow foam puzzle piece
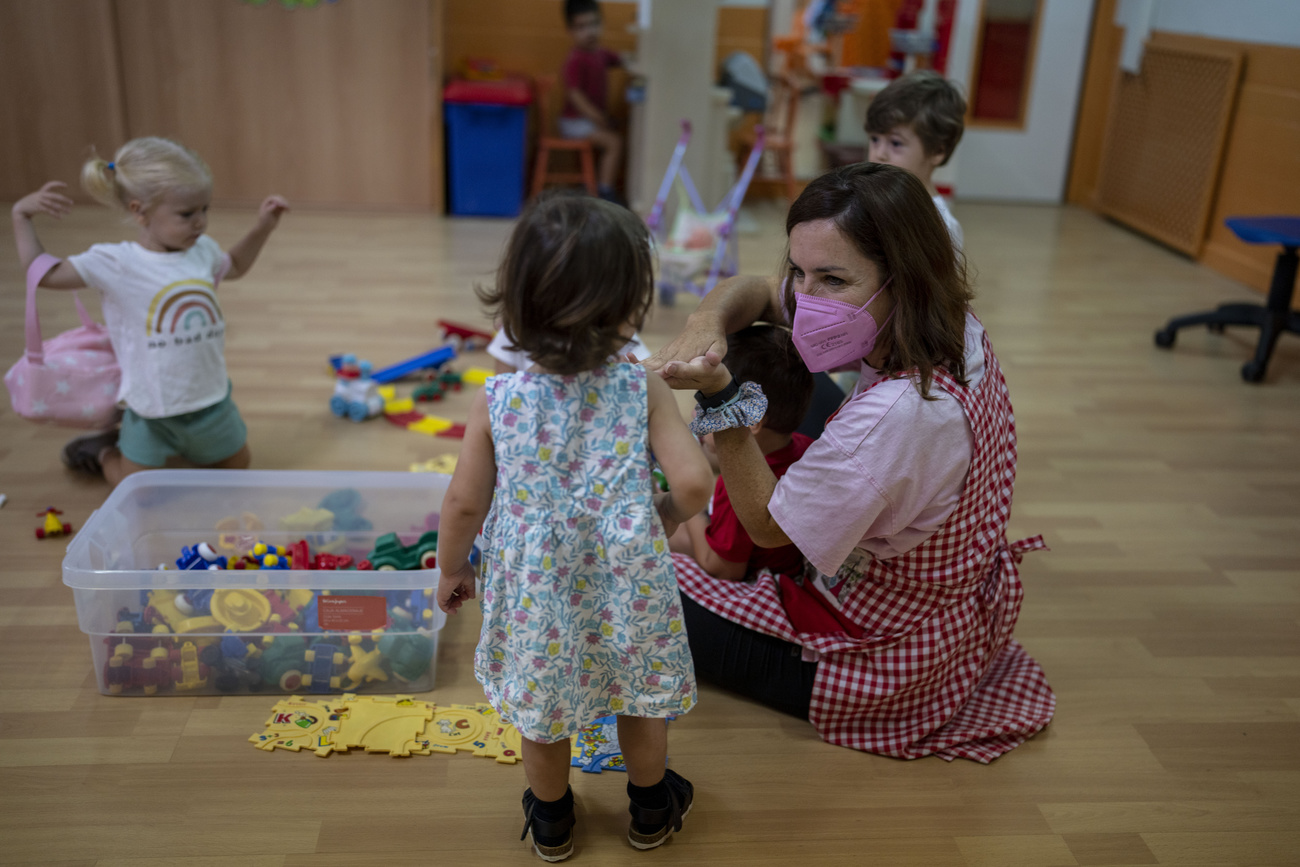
[329,695,435,757]
[249,697,346,757]
[377,385,397,401]
[424,705,492,755]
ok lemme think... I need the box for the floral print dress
[476,364,697,743]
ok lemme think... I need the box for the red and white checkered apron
[675,329,1055,762]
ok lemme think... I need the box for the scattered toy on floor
[35,507,72,539]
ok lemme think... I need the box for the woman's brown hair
[478,191,654,375]
[782,162,972,398]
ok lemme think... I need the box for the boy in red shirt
[561,0,624,203]
[669,325,814,581]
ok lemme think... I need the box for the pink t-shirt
[562,47,620,118]
[769,312,985,578]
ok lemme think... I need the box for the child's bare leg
[589,128,623,192]
[207,443,251,469]
[521,736,573,801]
[101,448,153,488]
[616,715,668,787]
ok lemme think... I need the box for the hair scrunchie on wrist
[689,381,767,436]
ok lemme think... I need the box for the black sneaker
[61,429,119,477]
[520,787,575,862]
[627,769,693,850]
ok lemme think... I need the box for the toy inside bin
[63,469,451,697]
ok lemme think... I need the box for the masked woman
[647,163,1054,762]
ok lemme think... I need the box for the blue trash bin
[444,79,533,217]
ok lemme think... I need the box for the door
[943,0,1095,201]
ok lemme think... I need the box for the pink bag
[5,253,122,429]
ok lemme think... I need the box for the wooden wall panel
[444,0,637,81]
[0,0,127,203]
[1093,42,1241,257]
[1069,25,1300,306]
[114,0,433,208]
[1152,32,1300,304]
[716,6,769,70]
[442,1,767,101]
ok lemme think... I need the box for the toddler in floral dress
[436,192,713,861]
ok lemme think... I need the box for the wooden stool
[531,74,598,197]
[1155,216,1300,382]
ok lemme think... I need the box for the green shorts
[119,382,248,468]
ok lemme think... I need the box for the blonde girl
[10,137,288,486]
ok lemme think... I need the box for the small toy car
[330,357,384,422]
[366,531,439,571]
[35,507,72,539]
[437,319,494,352]
[302,642,346,693]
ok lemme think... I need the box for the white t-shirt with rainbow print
[69,235,231,419]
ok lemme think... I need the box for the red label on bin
[317,595,387,631]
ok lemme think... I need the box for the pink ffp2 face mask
[790,280,894,372]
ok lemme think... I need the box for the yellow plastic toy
[461,367,493,386]
[209,589,272,632]
[173,641,209,692]
[145,589,188,631]
[215,511,264,554]
[344,634,388,685]
[278,506,334,534]
[407,415,454,436]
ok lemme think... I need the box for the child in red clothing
[561,0,624,202]
[669,325,814,581]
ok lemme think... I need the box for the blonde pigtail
[81,153,123,210]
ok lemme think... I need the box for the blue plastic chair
[1155,216,1300,382]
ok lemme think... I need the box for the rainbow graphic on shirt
[144,279,224,343]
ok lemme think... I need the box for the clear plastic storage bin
[63,469,450,697]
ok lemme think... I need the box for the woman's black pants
[681,591,817,719]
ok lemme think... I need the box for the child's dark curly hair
[564,0,600,25]
[479,191,653,375]
[724,325,812,434]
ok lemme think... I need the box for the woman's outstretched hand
[644,313,728,390]
[655,350,731,395]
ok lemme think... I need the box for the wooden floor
[2,199,1298,866]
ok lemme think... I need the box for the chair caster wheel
[1241,361,1265,383]
[1154,328,1176,348]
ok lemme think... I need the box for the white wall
[1149,0,1300,48]
[944,0,1094,202]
